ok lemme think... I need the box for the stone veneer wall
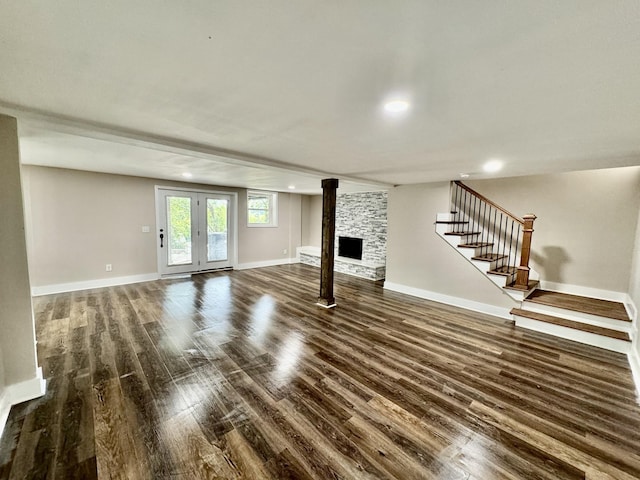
[336,191,387,265]
[299,250,386,280]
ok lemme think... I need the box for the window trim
[247,190,278,228]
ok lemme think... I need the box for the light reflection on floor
[272,331,304,388]
[248,295,275,346]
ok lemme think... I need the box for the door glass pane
[207,198,228,262]
[167,196,192,266]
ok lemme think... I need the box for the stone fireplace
[299,191,387,280]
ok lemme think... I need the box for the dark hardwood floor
[2,263,640,479]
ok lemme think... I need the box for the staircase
[436,181,634,353]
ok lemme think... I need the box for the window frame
[246,190,278,228]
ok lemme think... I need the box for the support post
[317,178,339,308]
[515,214,536,289]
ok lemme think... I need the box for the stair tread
[472,254,507,262]
[525,290,630,322]
[488,266,517,276]
[458,242,493,248]
[444,231,481,236]
[435,221,469,224]
[510,308,631,341]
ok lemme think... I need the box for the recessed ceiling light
[384,100,410,113]
[460,173,470,178]
[288,185,296,190]
[181,172,193,178]
[483,160,503,173]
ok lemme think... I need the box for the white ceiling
[1,1,639,193]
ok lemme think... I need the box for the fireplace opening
[338,236,363,260]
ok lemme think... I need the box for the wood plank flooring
[526,290,631,321]
[2,263,640,479]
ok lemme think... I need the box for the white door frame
[155,186,238,276]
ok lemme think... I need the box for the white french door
[156,187,237,275]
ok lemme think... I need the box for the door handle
[159,229,164,248]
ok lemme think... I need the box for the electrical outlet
[283,249,287,255]
[106,264,112,272]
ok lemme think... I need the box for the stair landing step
[525,290,630,322]
[435,221,469,225]
[488,266,517,276]
[472,254,507,262]
[510,308,631,341]
[459,242,492,248]
[444,231,480,236]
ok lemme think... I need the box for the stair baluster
[450,181,536,290]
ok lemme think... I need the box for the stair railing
[451,181,536,290]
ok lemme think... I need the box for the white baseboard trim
[236,258,299,270]
[0,367,46,439]
[9,367,46,405]
[628,346,640,402]
[31,273,160,296]
[514,316,630,354]
[0,389,11,441]
[383,282,513,320]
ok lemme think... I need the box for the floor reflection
[272,331,304,388]
[248,295,275,346]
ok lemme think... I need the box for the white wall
[0,343,6,438]
[631,208,640,308]
[22,166,303,287]
[238,190,301,264]
[301,195,311,246]
[629,199,640,381]
[301,195,322,248]
[0,116,40,385]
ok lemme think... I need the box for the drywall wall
[466,167,640,293]
[629,199,640,390]
[23,167,158,285]
[385,182,517,310]
[631,203,640,310]
[301,195,312,246]
[22,166,303,287]
[0,344,5,404]
[237,191,302,264]
[302,195,322,248]
[0,115,40,386]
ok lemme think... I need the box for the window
[247,190,278,227]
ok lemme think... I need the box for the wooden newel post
[515,214,536,289]
[317,178,339,308]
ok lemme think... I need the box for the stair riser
[514,316,631,354]
[437,226,492,256]
[436,224,481,245]
[436,212,454,222]
[522,303,632,332]
[471,260,500,271]
[505,289,532,301]
[488,275,507,288]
